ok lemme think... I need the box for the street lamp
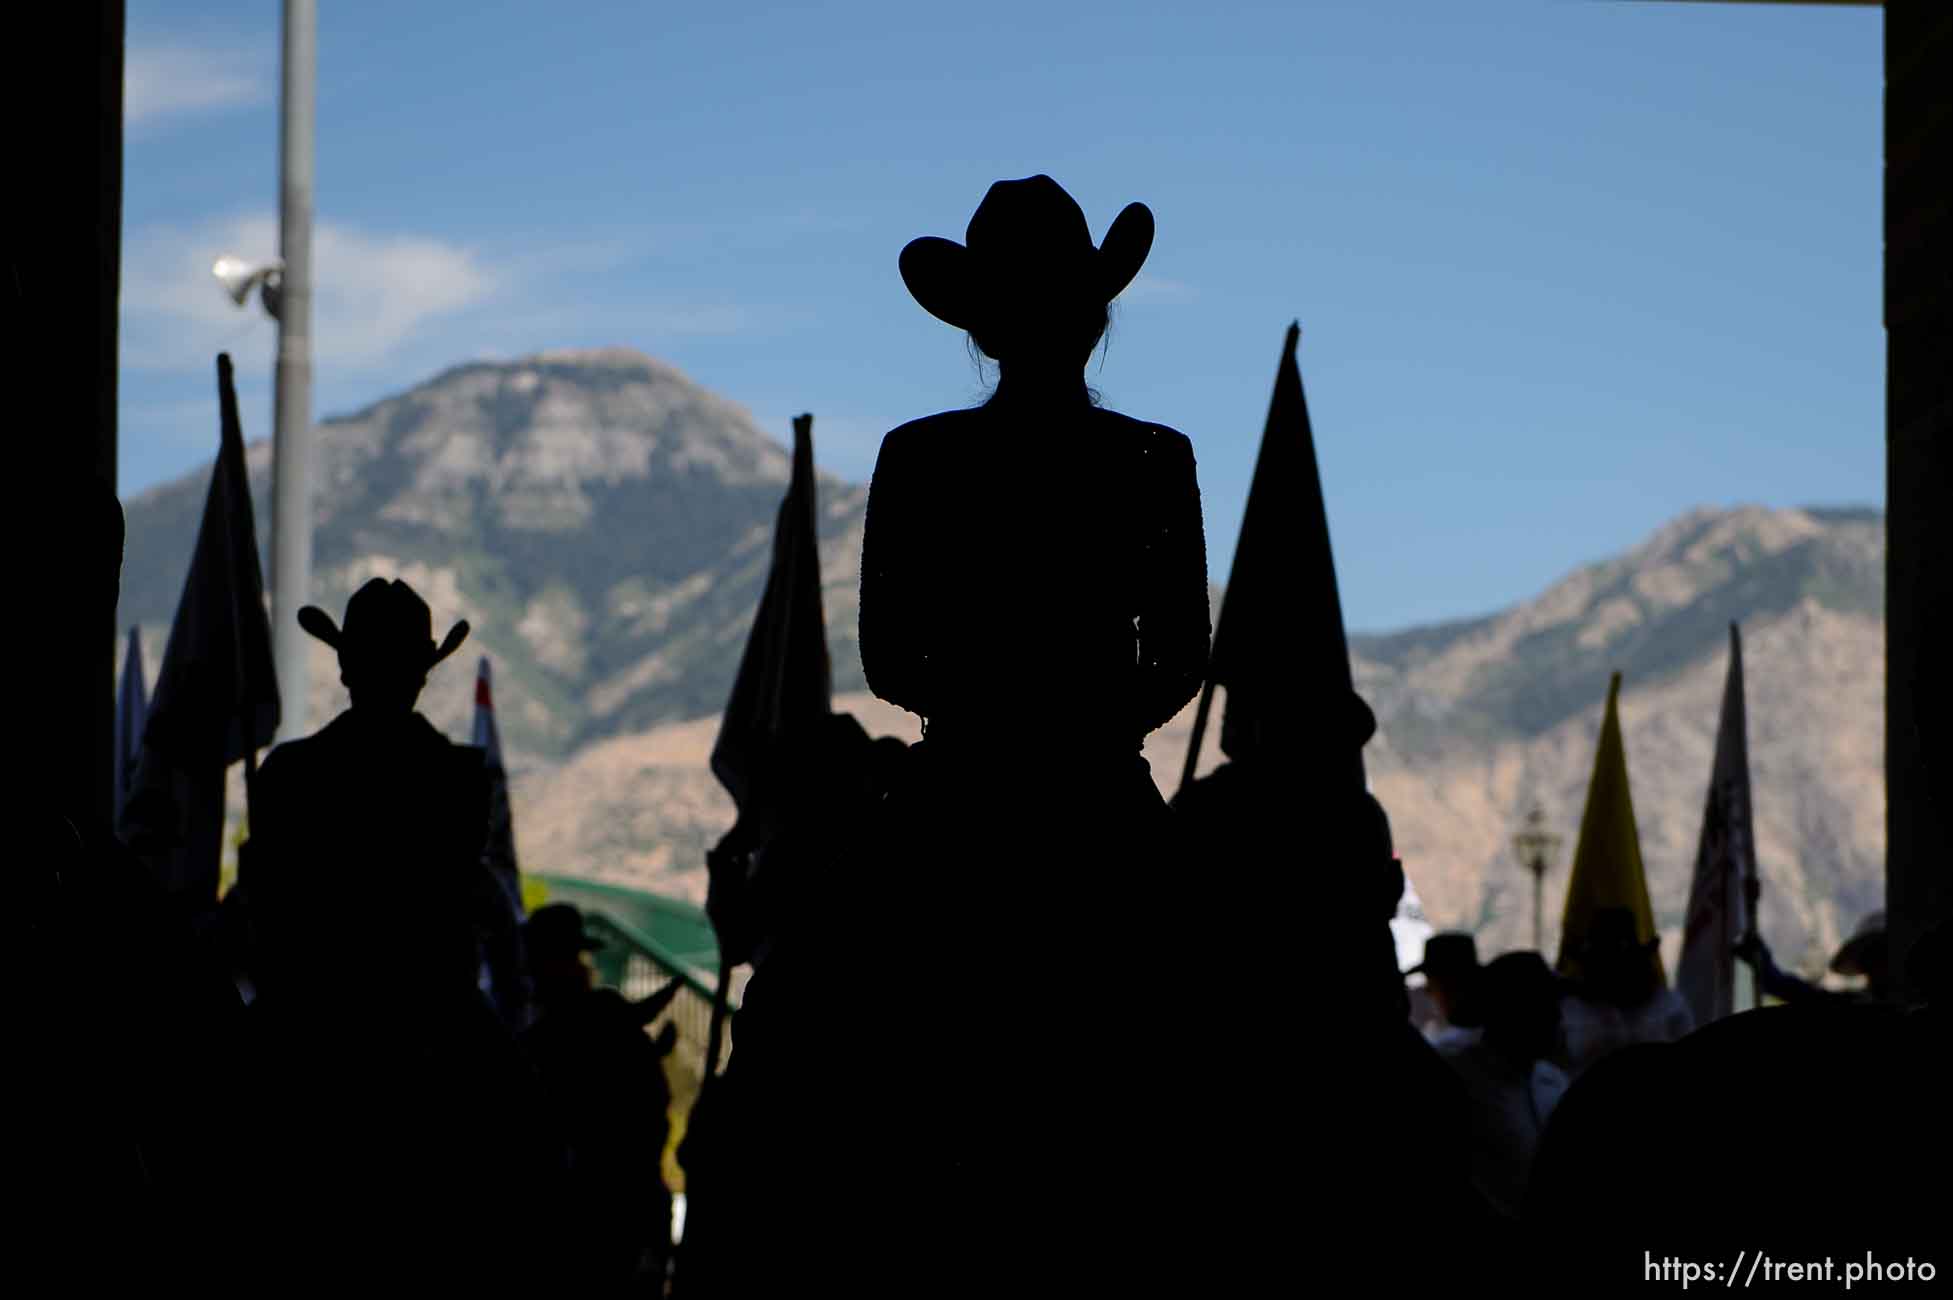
[212,255,284,320]
[205,0,315,747]
[1512,805,1562,953]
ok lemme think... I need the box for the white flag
[1676,623,1756,1026]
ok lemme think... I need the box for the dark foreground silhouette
[714,176,1213,1295]
[1530,994,1948,1283]
[234,580,561,1287]
[523,902,684,1293]
[19,174,1950,1297]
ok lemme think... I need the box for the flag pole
[1175,674,1217,799]
[241,742,259,827]
[1744,871,1762,1010]
[704,954,733,1079]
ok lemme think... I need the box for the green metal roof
[532,873,724,1002]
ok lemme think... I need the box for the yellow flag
[1556,672,1664,983]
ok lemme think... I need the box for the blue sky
[122,0,1883,634]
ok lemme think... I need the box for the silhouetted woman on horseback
[866,174,1211,1288]
[721,177,1209,1297]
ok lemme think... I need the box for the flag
[1181,322,1362,794]
[1555,672,1663,983]
[1391,869,1436,976]
[113,626,148,829]
[122,353,280,901]
[473,655,521,906]
[1675,624,1756,1025]
[473,655,530,1026]
[707,413,831,965]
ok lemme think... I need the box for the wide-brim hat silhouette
[1409,931,1480,979]
[1829,910,1886,977]
[1344,690,1379,750]
[299,577,468,676]
[900,175,1154,334]
[523,902,603,962]
[1480,950,1565,1006]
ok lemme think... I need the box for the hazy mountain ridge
[121,352,1884,981]
[122,349,873,763]
[1351,506,1882,758]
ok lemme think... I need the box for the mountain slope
[123,353,1883,981]
[122,349,872,764]
[512,492,1883,984]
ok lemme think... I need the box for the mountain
[1341,505,1884,981]
[526,504,1882,984]
[122,348,872,770]
[122,351,1884,981]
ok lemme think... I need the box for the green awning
[531,873,724,1002]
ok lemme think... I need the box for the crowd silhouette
[23,174,1950,1295]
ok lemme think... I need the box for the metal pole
[271,0,316,743]
[1533,868,1543,954]
[1744,872,1763,1011]
[704,955,733,1079]
[1175,674,1217,800]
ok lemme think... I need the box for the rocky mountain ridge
[121,352,1884,978]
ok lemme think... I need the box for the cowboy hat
[298,577,468,675]
[1829,910,1886,977]
[1409,931,1481,979]
[899,175,1154,333]
[522,902,604,962]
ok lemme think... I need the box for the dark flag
[473,655,521,912]
[1178,321,1362,796]
[472,655,530,1028]
[1676,624,1756,1024]
[113,626,148,830]
[123,354,280,903]
[706,413,833,972]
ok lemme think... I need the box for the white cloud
[122,212,498,373]
[125,43,268,127]
[1121,275,1196,305]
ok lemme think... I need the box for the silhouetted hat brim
[1408,932,1478,977]
[298,605,471,671]
[900,201,1155,331]
[1830,933,1885,977]
[1828,910,1885,976]
[1347,692,1378,749]
[521,925,604,955]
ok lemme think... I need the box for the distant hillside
[122,349,871,767]
[1343,506,1883,979]
[123,353,1884,981]
[519,505,1885,986]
